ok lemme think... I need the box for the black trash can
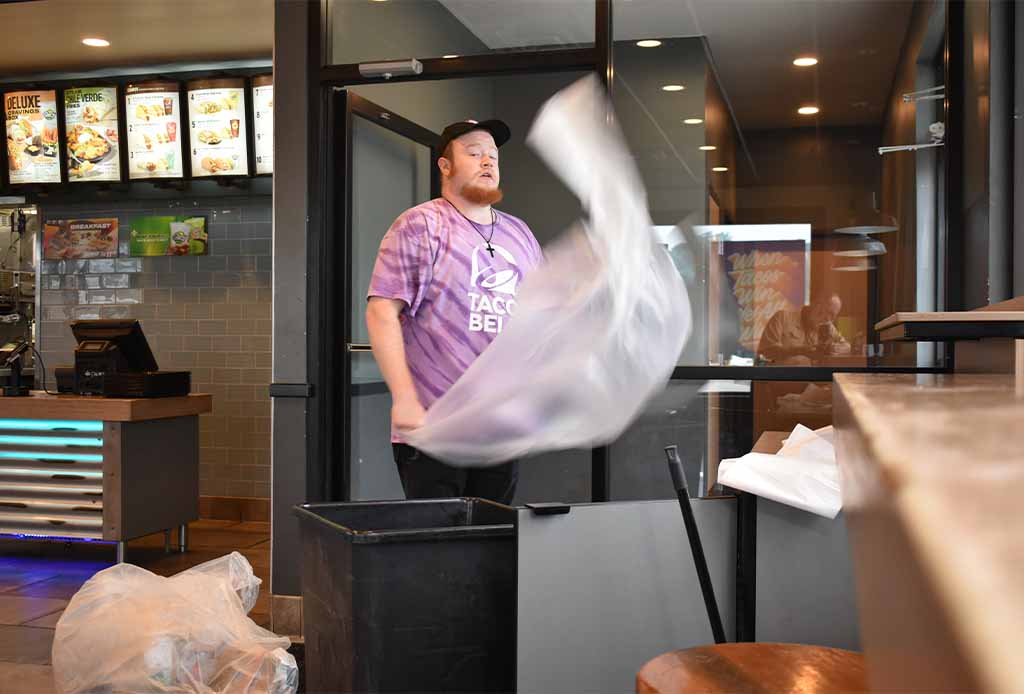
[294,498,516,693]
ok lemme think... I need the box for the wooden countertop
[752,431,788,455]
[833,373,1024,692]
[875,310,1024,341]
[0,391,212,421]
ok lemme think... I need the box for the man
[757,292,851,366]
[366,119,543,504]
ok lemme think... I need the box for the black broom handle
[665,445,727,644]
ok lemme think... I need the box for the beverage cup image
[167,122,177,142]
[163,97,173,116]
[169,222,190,256]
[230,119,240,138]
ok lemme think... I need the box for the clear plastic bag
[407,75,692,464]
[52,551,297,694]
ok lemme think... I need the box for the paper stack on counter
[717,424,842,519]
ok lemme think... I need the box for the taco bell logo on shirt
[468,243,521,333]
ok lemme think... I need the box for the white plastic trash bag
[52,551,297,694]
[407,74,692,464]
[718,425,842,518]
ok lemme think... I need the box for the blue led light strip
[0,419,104,432]
[0,435,103,448]
[0,451,103,463]
[3,467,102,478]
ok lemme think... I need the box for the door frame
[306,0,613,505]
[333,89,441,500]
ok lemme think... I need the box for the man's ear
[437,157,451,177]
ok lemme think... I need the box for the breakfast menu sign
[4,90,61,184]
[64,86,121,182]
[187,78,248,177]
[125,81,183,180]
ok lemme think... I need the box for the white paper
[718,424,842,518]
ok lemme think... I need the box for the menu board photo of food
[124,81,183,179]
[252,75,273,175]
[64,87,121,182]
[187,78,248,177]
[4,89,61,184]
[43,218,118,260]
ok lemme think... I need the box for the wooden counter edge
[875,310,1024,331]
[0,392,212,421]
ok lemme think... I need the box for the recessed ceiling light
[636,40,662,48]
[712,167,729,172]
[683,118,703,125]
[442,54,459,59]
[661,84,685,92]
[82,38,110,47]
[798,106,820,115]
[793,57,818,67]
[699,145,716,151]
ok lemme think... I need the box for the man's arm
[366,297,426,431]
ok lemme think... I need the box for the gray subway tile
[173,288,200,304]
[256,256,273,272]
[211,240,241,257]
[63,275,81,289]
[240,272,271,288]
[226,255,257,272]
[157,273,186,288]
[212,208,242,223]
[87,259,116,273]
[115,289,143,304]
[116,258,142,273]
[143,288,172,304]
[212,303,244,320]
[44,306,69,321]
[84,275,101,289]
[201,287,228,303]
[185,272,213,288]
[102,274,130,289]
[156,303,187,319]
[226,288,259,304]
[183,336,212,351]
[187,303,213,318]
[100,306,131,319]
[197,256,227,272]
[73,307,101,320]
[241,205,272,223]
[132,274,158,288]
[44,275,62,289]
[168,320,199,336]
[197,320,227,335]
[211,271,242,287]
[240,239,271,255]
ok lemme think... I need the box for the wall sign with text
[4,89,60,185]
[252,75,273,175]
[125,81,183,180]
[64,86,121,182]
[187,78,249,177]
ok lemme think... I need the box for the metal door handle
[347,343,373,352]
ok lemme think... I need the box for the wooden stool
[637,643,867,693]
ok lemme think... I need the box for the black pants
[392,443,519,505]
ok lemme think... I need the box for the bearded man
[366,119,543,504]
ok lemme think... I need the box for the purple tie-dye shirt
[368,198,543,441]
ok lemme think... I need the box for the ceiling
[0,0,272,76]
[441,0,916,130]
[0,0,915,132]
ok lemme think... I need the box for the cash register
[55,319,190,397]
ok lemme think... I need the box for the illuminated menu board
[4,89,60,184]
[186,77,248,177]
[64,86,121,182]
[252,75,273,175]
[125,81,183,180]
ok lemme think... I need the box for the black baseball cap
[439,119,511,154]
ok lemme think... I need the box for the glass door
[336,90,439,500]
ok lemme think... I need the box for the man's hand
[392,396,426,432]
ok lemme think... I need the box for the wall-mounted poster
[186,78,248,177]
[4,90,60,184]
[252,75,273,175]
[64,87,121,182]
[43,219,118,260]
[125,81,183,179]
[129,216,208,256]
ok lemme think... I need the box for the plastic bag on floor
[717,425,842,518]
[406,74,692,464]
[52,551,297,694]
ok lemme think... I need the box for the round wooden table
[637,643,867,693]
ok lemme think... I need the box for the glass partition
[614,0,948,370]
[329,0,595,66]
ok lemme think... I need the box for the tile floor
[0,519,271,694]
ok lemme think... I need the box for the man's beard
[461,182,503,206]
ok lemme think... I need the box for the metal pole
[665,445,727,644]
[116,541,125,564]
[178,524,188,553]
